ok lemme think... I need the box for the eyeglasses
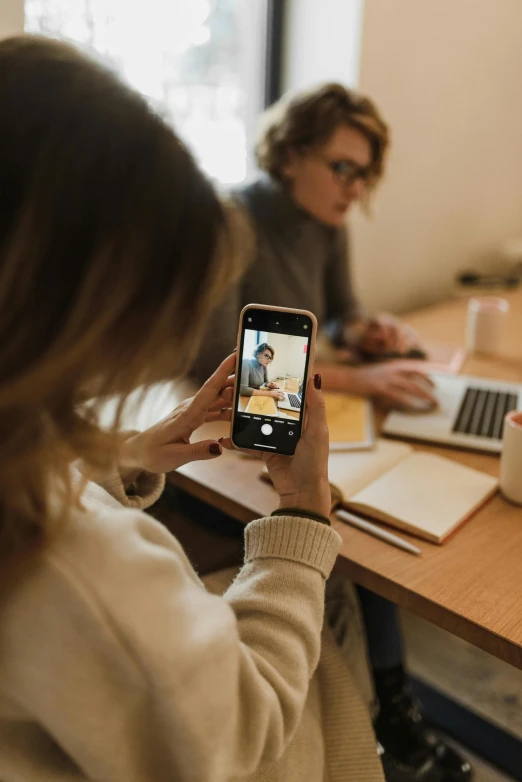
[318,156,373,186]
[261,353,273,361]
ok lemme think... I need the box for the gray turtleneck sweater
[191,175,363,383]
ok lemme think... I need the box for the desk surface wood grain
[168,289,522,669]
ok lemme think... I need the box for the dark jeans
[357,585,404,672]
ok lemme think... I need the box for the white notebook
[327,441,498,544]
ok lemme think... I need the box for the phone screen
[232,307,314,455]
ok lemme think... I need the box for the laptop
[383,372,522,453]
[277,381,303,412]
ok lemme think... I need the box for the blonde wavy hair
[0,36,248,583]
[255,82,390,194]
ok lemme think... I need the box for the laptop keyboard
[452,387,518,439]
[288,393,301,409]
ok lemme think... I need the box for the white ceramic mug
[500,410,522,505]
[466,296,509,355]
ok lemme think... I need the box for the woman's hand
[119,353,236,478]
[266,381,281,390]
[222,375,331,519]
[351,364,437,409]
[268,388,285,400]
[359,314,420,356]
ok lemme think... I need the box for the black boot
[380,748,442,782]
[374,665,473,782]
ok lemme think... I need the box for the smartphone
[231,304,317,455]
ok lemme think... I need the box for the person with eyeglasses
[193,85,437,410]
[240,342,285,399]
[235,84,436,387]
[191,83,471,782]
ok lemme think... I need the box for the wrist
[272,507,331,526]
[314,362,361,393]
[278,481,332,519]
[118,435,145,484]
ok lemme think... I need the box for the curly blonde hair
[255,82,390,193]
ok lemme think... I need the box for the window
[243,329,262,358]
[25,0,274,184]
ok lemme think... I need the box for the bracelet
[271,507,331,527]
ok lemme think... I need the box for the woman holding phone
[0,37,388,782]
[191,84,471,782]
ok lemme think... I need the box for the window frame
[264,0,286,107]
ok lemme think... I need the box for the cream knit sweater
[0,467,384,782]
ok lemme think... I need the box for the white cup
[466,296,509,355]
[500,410,522,505]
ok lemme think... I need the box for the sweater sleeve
[17,509,340,782]
[76,431,165,510]
[92,466,165,509]
[324,226,366,346]
[240,357,255,396]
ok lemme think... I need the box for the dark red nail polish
[314,373,322,390]
[218,437,224,443]
[209,443,222,456]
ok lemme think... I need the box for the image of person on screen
[240,343,284,399]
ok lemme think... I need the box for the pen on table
[335,508,422,556]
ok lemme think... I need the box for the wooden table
[169,289,522,670]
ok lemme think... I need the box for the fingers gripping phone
[231,304,317,455]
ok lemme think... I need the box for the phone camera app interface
[233,309,312,455]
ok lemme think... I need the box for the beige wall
[352,0,522,314]
[0,0,23,38]
[266,333,308,381]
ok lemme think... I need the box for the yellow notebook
[245,392,374,450]
[323,392,374,451]
[245,396,278,416]
[327,442,498,544]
